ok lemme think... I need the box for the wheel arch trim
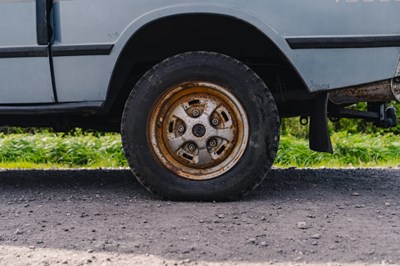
[102,3,308,112]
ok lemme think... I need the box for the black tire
[121,51,279,201]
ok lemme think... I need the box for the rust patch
[329,79,399,104]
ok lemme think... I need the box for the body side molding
[287,35,400,49]
[0,45,113,58]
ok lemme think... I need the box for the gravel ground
[0,168,399,266]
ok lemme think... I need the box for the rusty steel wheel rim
[148,81,249,180]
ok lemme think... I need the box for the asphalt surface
[0,168,399,265]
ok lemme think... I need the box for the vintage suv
[1,0,399,200]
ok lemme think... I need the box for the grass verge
[276,132,400,168]
[0,132,127,169]
[0,131,398,169]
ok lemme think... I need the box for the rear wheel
[121,51,279,201]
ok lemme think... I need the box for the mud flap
[309,93,333,153]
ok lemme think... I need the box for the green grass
[0,131,127,169]
[276,132,400,168]
[0,130,398,169]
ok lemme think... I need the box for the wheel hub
[192,124,206,138]
[148,82,249,180]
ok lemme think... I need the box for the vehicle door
[0,0,55,104]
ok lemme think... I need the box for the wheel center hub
[192,124,206,138]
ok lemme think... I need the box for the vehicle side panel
[52,0,400,103]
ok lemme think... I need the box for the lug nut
[188,143,197,151]
[192,109,200,117]
[209,139,217,147]
[177,125,185,132]
[211,118,219,126]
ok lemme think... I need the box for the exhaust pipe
[329,77,400,105]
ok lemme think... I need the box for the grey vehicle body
[2,0,400,104]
